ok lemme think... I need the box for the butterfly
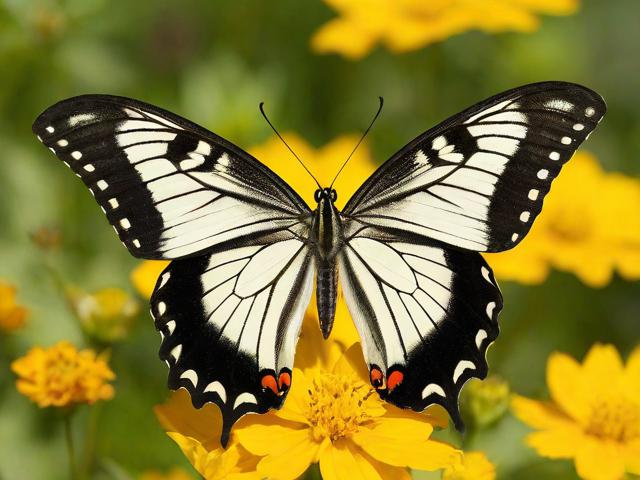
[33,82,605,445]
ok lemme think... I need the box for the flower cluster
[512,344,640,480]
[485,152,640,287]
[11,341,115,407]
[0,280,29,333]
[312,0,579,59]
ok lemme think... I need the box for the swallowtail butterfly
[33,82,605,445]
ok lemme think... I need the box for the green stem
[64,414,79,480]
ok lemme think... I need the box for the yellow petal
[574,437,626,480]
[582,344,625,392]
[511,395,574,430]
[131,260,169,298]
[273,368,314,425]
[332,342,370,384]
[625,346,640,394]
[352,417,461,471]
[524,426,583,459]
[235,421,310,456]
[155,388,223,451]
[382,402,449,430]
[622,439,640,475]
[247,428,319,480]
[319,440,382,480]
[547,352,590,423]
[311,18,379,60]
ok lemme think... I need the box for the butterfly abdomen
[316,259,338,339]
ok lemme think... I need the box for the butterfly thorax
[312,188,342,339]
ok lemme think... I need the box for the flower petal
[524,426,583,459]
[511,395,574,430]
[547,352,591,423]
[319,440,383,480]
[333,342,370,384]
[272,368,313,425]
[130,260,169,298]
[352,417,461,471]
[249,429,319,480]
[575,437,626,480]
[311,18,379,59]
[235,421,310,457]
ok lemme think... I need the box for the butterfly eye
[314,189,322,202]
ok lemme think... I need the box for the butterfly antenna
[260,102,321,189]
[329,96,384,189]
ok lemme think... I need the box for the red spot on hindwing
[278,371,291,392]
[387,370,404,392]
[261,374,279,395]
[370,366,384,388]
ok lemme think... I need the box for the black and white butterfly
[33,82,605,445]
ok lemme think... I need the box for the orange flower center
[585,397,640,443]
[305,372,373,442]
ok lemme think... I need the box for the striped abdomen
[316,259,338,339]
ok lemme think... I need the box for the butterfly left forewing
[33,95,310,259]
[338,226,502,428]
[342,82,606,252]
[151,230,314,446]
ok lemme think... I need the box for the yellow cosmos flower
[0,280,29,333]
[11,341,115,407]
[485,152,640,287]
[155,389,261,480]
[442,451,496,480]
[235,341,459,480]
[67,287,140,343]
[312,0,579,59]
[139,467,194,480]
[512,344,640,480]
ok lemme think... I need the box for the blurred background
[0,0,638,479]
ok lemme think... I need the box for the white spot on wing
[159,272,171,289]
[561,136,572,145]
[96,180,108,191]
[549,151,560,161]
[120,218,131,230]
[537,169,549,180]
[46,126,55,133]
[166,319,176,335]
[486,301,496,319]
[69,113,96,126]
[71,151,82,160]
[132,239,141,248]
[421,383,446,399]
[233,392,257,410]
[83,164,95,172]
[432,136,447,151]
[585,107,596,117]
[453,360,476,383]
[180,369,198,387]
[157,301,167,315]
[57,139,68,147]
[476,329,488,348]
[573,123,585,131]
[528,189,539,201]
[520,211,530,222]
[204,381,227,403]
[544,99,574,112]
[170,344,182,362]
[108,198,119,209]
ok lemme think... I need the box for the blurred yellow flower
[131,260,170,299]
[312,0,579,59]
[140,467,194,480]
[485,152,640,287]
[67,287,140,343]
[0,280,29,333]
[235,342,459,480]
[155,389,261,480]
[11,341,115,407]
[442,451,496,480]
[512,344,640,480]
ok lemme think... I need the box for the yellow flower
[312,0,579,59]
[154,389,261,480]
[235,341,460,480]
[131,260,170,299]
[442,451,496,480]
[139,467,194,480]
[11,341,115,407]
[512,344,640,480]
[67,287,140,343]
[0,280,29,333]
[485,152,640,287]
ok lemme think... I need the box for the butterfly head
[314,188,337,204]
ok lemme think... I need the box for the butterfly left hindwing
[151,230,314,446]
